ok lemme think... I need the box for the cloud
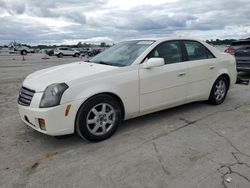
[0,0,26,15]
[0,0,249,45]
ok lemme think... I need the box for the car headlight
[40,83,68,108]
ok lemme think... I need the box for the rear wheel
[208,76,229,105]
[74,53,80,57]
[57,53,63,58]
[75,94,122,142]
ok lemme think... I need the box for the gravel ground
[1,53,250,188]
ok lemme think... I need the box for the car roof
[232,40,250,46]
[126,37,202,43]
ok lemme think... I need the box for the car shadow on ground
[23,101,210,148]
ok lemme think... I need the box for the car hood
[23,61,118,92]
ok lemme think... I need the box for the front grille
[18,87,35,106]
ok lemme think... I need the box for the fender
[61,69,140,120]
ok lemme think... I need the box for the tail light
[224,48,236,55]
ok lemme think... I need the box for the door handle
[209,66,215,70]
[178,72,186,77]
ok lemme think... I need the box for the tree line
[206,38,250,45]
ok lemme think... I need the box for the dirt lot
[1,53,250,188]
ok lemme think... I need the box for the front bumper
[18,101,80,136]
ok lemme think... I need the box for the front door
[139,41,188,112]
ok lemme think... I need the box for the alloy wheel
[86,103,116,136]
[214,80,226,101]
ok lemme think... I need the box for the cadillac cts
[18,38,237,141]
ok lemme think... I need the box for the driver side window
[148,41,182,64]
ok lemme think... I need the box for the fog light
[38,118,46,130]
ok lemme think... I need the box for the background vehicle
[45,49,54,56]
[8,41,34,55]
[225,39,250,72]
[78,48,103,57]
[18,38,237,142]
[54,47,80,58]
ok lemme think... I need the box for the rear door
[64,48,71,55]
[182,40,216,101]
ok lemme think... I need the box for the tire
[21,50,27,55]
[57,53,63,58]
[208,76,229,105]
[74,53,80,57]
[75,94,122,142]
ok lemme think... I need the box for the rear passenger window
[184,41,214,61]
[148,41,182,64]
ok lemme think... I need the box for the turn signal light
[65,105,71,116]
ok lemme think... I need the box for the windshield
[89,40,155,67]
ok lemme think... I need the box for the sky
[0,0,250,45]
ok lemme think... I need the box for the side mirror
[143,58,165,69]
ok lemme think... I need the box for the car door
[182,40,216,101]
[139,41,188,112]
[64,48,71,55]
[59,48,66,55]
[69,48,75,56]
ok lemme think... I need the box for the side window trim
[180,41,188,61]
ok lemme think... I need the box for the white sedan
[18,38,237,141]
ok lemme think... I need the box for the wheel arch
[74,92,125,133]
[213,68,231,90]
[21,50,27,55]
[218,73,230,89]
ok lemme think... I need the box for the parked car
[77,48,89,53]
[18,38,237,142]
[78,48,102,57]
[225,39,250,72]
[8,41,34,55]
[45,49,54,56]
[90,48,102,56]
[54,47,80,58]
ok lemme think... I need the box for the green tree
[100,42,106,47]
[77,42,82,47]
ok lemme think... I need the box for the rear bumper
[18,100,80,136]
[237,67,250,72]
[237,62,250,72]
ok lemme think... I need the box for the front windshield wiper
[87,61,123,67]
[86,60,105,64]
[98,61,111,65]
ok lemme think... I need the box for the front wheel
[75,94,122,142]
[21,50,27,55]
[208,76,229,105]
